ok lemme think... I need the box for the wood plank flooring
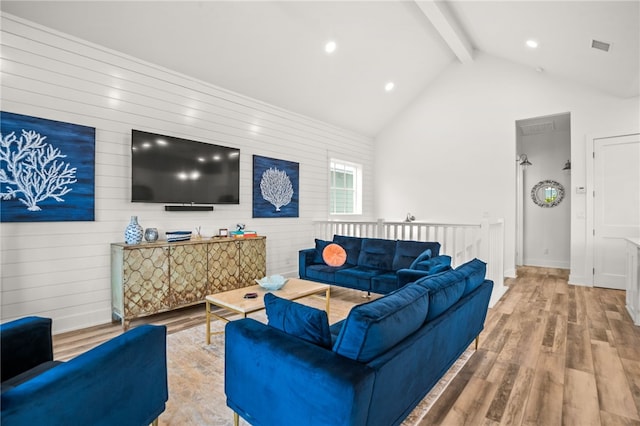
[52,267,640,425]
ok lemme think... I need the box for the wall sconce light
[562,160,571,171]
[518,154,532,168]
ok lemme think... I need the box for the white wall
[375,52,640,282]
[521,130,571,268]
[0,14,374,333]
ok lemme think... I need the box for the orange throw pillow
[322,243,347,267]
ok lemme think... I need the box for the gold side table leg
[233,412,239,426]
[206,300,211,345]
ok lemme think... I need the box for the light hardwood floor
[52,267,640,425]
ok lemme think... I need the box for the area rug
[159,320,473,425]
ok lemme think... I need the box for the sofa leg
[233,412,239,426]
[362,291,371,298]
[151,418,159,426]
[475,336,480,350]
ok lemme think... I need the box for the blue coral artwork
[253,155,299,218]
[0,111,96,222]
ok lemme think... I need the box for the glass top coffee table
[205,278,330,344]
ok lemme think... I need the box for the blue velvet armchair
[1,316,168,426]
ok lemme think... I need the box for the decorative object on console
[219,228,228,237]
[125,216,143,244]
[252,155,299,218]
[166,231,192,242]
[405,212,416,222]
[255,274,287,291]
[0,111,95,222]
[144,227,159,243]
[193,226,202,240]
[562,159,571,171]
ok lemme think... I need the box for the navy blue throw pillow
[264,293,332,348]
[409,249,432,269]
[313,239,332,264]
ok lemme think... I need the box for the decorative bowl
[255,275,287,291]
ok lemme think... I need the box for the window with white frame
[329,159,362,215]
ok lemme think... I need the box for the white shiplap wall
[0,13,374,333]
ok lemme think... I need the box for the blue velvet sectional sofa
[0,317,168,425]
[299,235,452,294]
[225,258,493,426]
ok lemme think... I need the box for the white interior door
[594,134,640,289]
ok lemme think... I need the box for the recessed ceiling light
[526,39,539,49]
[324,41,337,54]
[385,82,395,92]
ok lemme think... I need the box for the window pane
[330,159,361,215]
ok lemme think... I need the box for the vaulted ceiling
[2,1,638,137]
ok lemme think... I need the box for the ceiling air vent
[591,39,611,52]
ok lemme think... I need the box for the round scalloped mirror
[531,180,565,208]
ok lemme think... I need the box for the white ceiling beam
[415,0,474,64]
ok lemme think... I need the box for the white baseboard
[489,284,509,308]
[568,274,592,287]
[52,308,113,334]
[504,268,517,279]
[523,258,570,269]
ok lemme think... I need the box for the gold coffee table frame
[205,278,331,344]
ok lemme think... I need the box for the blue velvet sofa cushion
[333,283,430,362]
[393,241,432,270]
[264,293,332,348]
[335,266,385,291]
[313,239,333,264]
[305,263,351,284]
[357,238,396,270]
[371,272,399,294]
[457,258,487,296]
[415,268,466,321]
[333,235,363,266]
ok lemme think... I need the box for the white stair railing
[313,218,507,306]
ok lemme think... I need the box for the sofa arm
[298,248,316,278]
[0,317,53,382]
[397,255,453,287]
[225,318,375,426]
[396,268,431,287]
[1,324,168,426]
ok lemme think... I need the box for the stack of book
[165,231,192,242]
[230,230,258,238]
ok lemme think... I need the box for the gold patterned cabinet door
[169,243,208,305]
[122,246,170,320]
[238,238,267,287]
[208,240,239,293]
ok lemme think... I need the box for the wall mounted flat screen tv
[131,130,240,204]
